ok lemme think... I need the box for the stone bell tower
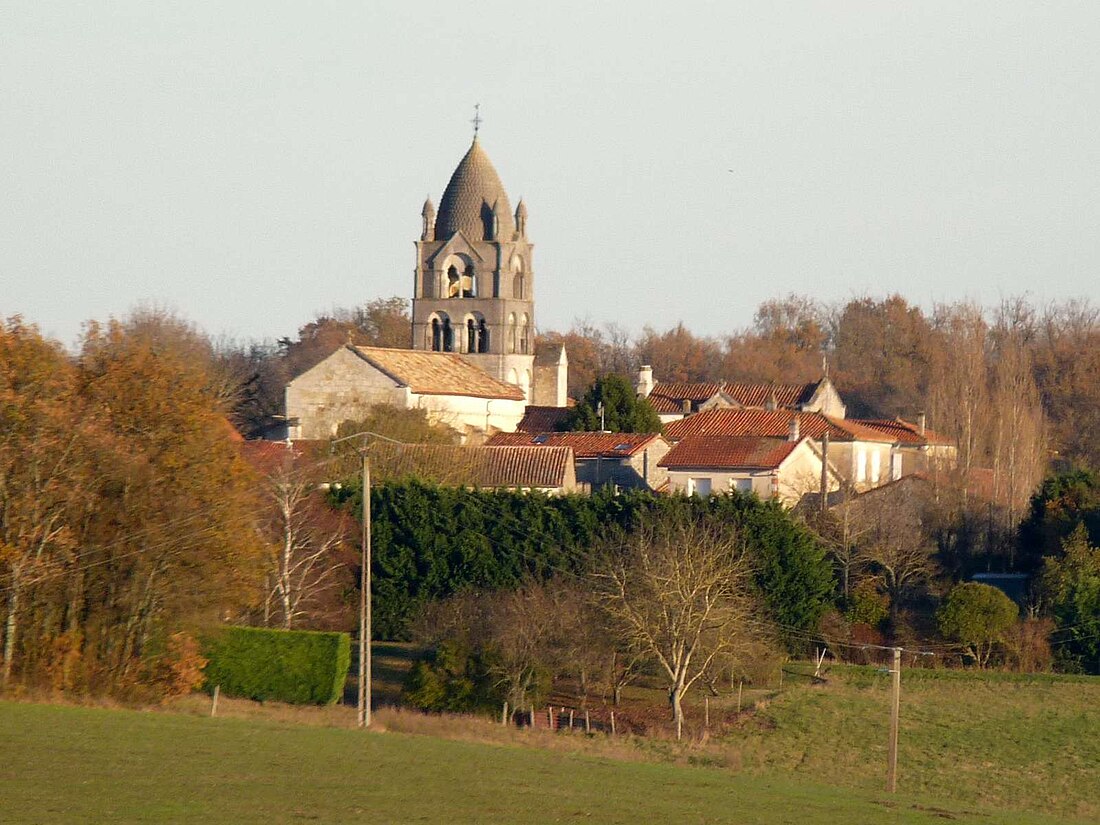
[412,136,537,400]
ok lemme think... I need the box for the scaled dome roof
[435,138,514,242]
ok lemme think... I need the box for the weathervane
[471,103,482,137]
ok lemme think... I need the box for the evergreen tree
[559,373,662,433]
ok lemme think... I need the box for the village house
[486,431,670,492]
[658,433,842,506]
[844,414,957,476]
[663,408,899,494]
[636,366,847,424]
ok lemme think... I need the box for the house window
[688,477,712,497]
[891,452,903,481]
[729,478,752,494]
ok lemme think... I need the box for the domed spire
[421,196,436,242]
[514,198,528,238]
[435,139,514,242]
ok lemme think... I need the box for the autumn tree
[721,295,829,384]
[635,323,722,384]
[594,519,758,739]
[538,319,635,398]
[832,295,935,418]
[0,318,90,685]
[74,314,263,683]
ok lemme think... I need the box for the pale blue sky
[2,1,1097,349]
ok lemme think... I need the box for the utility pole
[332,430,406,730]
[359,452,371,729]
[887,646,901,793]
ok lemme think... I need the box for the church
[285,134,567,442]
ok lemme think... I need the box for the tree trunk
[3,583,20,685]
[670,683,685,741]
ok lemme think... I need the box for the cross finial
[471,103,482,137]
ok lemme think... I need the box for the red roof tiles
[368,442,574,489]
[516,405,573,433]
[486,431,662,458]
[663,409,894,443]
[658,436,800,470]
[849,418,954,447]
[649,381,820,412]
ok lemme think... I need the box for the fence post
[585,709,591,734]
[502,701,509,726]
[547,706,553,730]
[610,711,616,735]
[568,709,574,731]
[704,696,710,730]
[210,685,220,718]
[737,680,743,714]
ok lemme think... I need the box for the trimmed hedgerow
[203,626,351,705]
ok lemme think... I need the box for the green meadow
[2,665,1098,825]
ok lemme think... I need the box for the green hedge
[203,627,351,705]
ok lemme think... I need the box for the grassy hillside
[722,665,1100,821]
[0,695,1090,825]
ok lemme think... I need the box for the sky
[2,1,1098,349]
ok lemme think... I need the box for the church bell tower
[412,135,537,400]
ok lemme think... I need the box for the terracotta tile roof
[723,381,818,408]
[368,443,573,489]
[649,381,819,410]
[663,409,894,443]
[650,382,725,403]
[516,405,573,433]
[658,436,800,471]
[649,394,691,415]
[348,346,524,401]
[849,418,955,446]
[239,439,328,475]
[486,431,662,458]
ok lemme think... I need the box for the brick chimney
[917,411,926,436]
[636,365,654,398]
[788,416,801,442]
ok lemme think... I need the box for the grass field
[0,699,1084,825]
[2,656,1097,824]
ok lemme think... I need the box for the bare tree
[262,462,350,629]
[594,520,757,739]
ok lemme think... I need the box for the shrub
[203,626,351,704]
[404,641,498,713]
[937,582,1019,668]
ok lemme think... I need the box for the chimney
[765,387,778,411]
[917,411,926,436]
[681,399,692,415]
[636,365,654,398]
[788,416,800,442]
